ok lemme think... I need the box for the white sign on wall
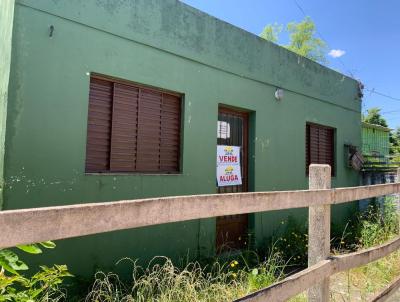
[217,121,231,139]
[216,145,242,187]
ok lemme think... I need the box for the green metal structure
[362,122,390,157]
[2,0,362,277]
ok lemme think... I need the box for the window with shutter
[85,78,113,172]
[306,123,335,175]
[85,75,182,173]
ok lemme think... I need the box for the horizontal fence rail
[1,183,399,249]
[234,236,400,302]
[370,275,400,302]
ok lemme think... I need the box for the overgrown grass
[328,196,400,301]
[272,216,308,267]
[291,197,400,302]
[330,251,400,301]
[84,251,287,302]
[357,197,399,248]
[331,196,399,252]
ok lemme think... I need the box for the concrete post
[308,164,331,302]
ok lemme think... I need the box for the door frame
[217,106,249,192]
[216,105,250,251]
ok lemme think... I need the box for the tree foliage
[362,107,388,127]
[260,17,327,64]
[259,23,282,44]
[390,127,400,155]
[286,17,327,64]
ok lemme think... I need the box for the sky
[181,0,400,129]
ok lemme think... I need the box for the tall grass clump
[85,251,287,302]
[331,196,399,253]
[330,195,400,301]
[357,196,399,248]
[272,216,308,267]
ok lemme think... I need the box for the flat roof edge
[362,122,391,132]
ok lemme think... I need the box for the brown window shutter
[85,78,113,172]
[110,83,139,172]
[306,123,335,175]
[309,125,319,164]
[86,75,182,173]
[160,93,181,172]
[136,88,162,172]
[322,128,334,169]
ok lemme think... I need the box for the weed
[356,197,399,248]
[330,195,400,301]
[85,250,287,302]
[270,216,308,267]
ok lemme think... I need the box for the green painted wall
[0,0,15,209]
[362,123,390,157]
[5,0,361,277]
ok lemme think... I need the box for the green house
[1,0,362,277]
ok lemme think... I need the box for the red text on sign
[218,156,238,163]
[219,174,239,182]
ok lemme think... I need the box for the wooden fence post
[308,164,331,302]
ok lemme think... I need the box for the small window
[85,75,182,173]
[217,121,231,139]
[306,123,335,175]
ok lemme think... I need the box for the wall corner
[0,0,15,209]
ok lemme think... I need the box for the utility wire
[293,0,400,104]
[365,88,400,102]
[381,109,400,114]
[293,0,307,17]
[292,0,355,78]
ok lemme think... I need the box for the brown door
[216,107,249,251]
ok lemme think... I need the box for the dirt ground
[329,273,400,302]
[386,289,400,302]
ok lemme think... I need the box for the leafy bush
[0,264,72,302]
[0,242,73,302]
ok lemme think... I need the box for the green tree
[389,127,400,155]
[260,23,282,43]
[362,107,388,127]
[259,17,327,64]
[286,17,327,64]
[391,127,400,145]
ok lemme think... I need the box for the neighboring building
[361,122,394,180]
[360,122,396,210]
[1,0,361,277]
[362,122,390,158]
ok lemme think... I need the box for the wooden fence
[1,164,400,302]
